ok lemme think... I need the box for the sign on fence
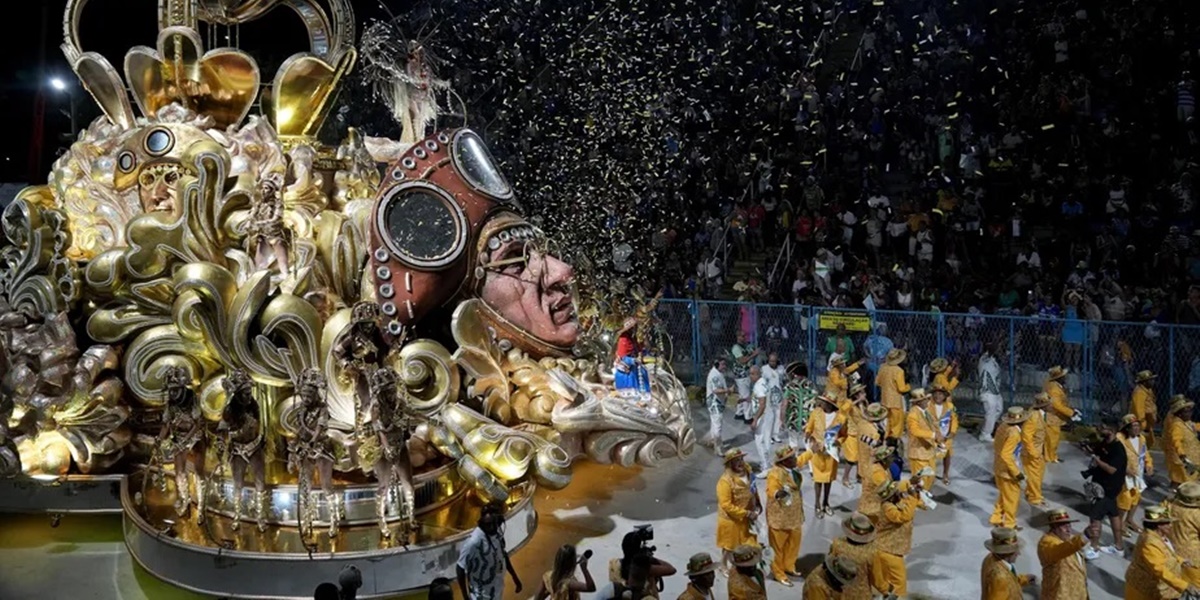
[817,310,871,332]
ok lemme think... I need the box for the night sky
[0,0,409,183]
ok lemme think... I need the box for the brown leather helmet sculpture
[368,129,579,357]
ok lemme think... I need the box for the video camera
[629,524,656,555]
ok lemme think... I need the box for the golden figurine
[365,368,415,544]
[156,366,208,519]
[289,368,341,539]
[219,369,268,532]
[247,172,292,276]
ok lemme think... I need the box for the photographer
[1081,417,1128,561]
[609,526,676,598]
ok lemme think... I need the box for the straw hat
[1144,505,1174,525]
[731,544,762,567]
[1047,366,1068,381]
[885,348,907,365]
[984,527,1023,554]
[774,446,797,464]
[1121,414,1140,429]
[1030,392,1051,409]
[830,355,847,368]
[909,388,930,403]
[1170,396,1196,415]
[864,403,889,422]
[877,480,901,499]
[1176,483,1200,509]
[784,361,806,379]
[819,393,839,407]
[1001,407,1028,425]
[930,382,949,395]
[842,512,877,544]
[928,358,949,374]
[849,383,867,398]
[873,444,893,462]
[723,448,746,465]
[1045,509,1078,527]
[823,555,859,586]
[684,553,719,577]
[1136,370,1157,384]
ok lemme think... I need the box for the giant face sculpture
[113,124,217,220]
[367,129,580,356]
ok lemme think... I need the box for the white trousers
[734,378,751,417]
[754,409,778,468]
[708,402,724,446]
[980,393,1003,439]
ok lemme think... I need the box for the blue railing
[654,299,1200,422]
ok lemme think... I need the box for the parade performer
[762,353,786,442]
[156,366,207,519]
[859,442,913,523]
[990,407,1028,529]
[1044,366,1081,463]
[839,383,869,487]
[978,345,1004,442]
[727,545,767,600]
[765,446,810,586]
[875,480,923,597]
[801,555,859,600]
[828,512,884,598]
[704,359,732,452]
[876,348,911,441]
[676,553,718,600]
[219,369,268,532]
[730,331,761,422]
[1131,370,1159,448]
[782,363,817,449]
[1024,393,1051,508]
[905,389,940,491]
[289,369,341,538]
[1120,415,1155,536]
[1126,506,1199,599]
[1038,509,1089,600]
[332,301,391,417]
[366,368,417,542]
[928,357,960,396]
[981,527,1037,600]
[1165,396,1200,488]
[854,402,890,491]
[749,366,774,473]
[805,394,847,517]
[825,355,862,401]
[931,383,958,485]
[717,450,760,572]
[614,317,651,394]
[1170,483,1200,585]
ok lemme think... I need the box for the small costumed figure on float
[155,366,208,520]
[288,368,342,539]
[218,369,268,532]
[364,368,416,544]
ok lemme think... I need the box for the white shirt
[979,356,1001,396]
[752,377,770,415]
[457,528,507,600]
[761,364,784,404]
[706,367,727,408]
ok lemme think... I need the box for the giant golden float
[0,1,694,597]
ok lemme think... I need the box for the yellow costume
[933,399,958,457]
[1042,378,1073,462]
[857,415,885,476]
[858,459,907,522]
[716,469,758,551]
[980,554,1032,600]
[727,570,766,600]
[989,413,1025,528]
[876,357,910,439]
[766,456,809,581]
[800,565,840,599]
[675,584,711,600]
[1165,409,1200,486]
[1037,533,1088,600]
[932,370,959,395]
[825,361,859,400]
[906,400,938,490]
[1127,528,1191,600]
[1119,429,1153,512]
[1132,379,1158,447]
[838,399,863,464]
[1171,486,1200,585]
[805,408,847,484]
[1023,405,1048,505]
[875,491,921,596]
[829,536,882,598]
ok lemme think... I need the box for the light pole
[49,77,77,141]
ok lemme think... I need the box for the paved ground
[0,406,1152,599]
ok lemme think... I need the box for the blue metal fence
[656,299,1200,422]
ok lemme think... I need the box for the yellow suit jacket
[993,423,1023,481]
[1037,533,1088,600]
[800,566,841,599]
[981,554,1033,600]
[1171,501,1200,567]
[1045,380,1075,428]
[1166,417,1199,485]
[825,362,859,400]
[1126,530,1190,600]
[1120,432,1153,479]
[876,364,910,410]
[933,371,959,394]
[876,495,921,556]
[1132,384,1158,427]
[907,406,938,461]
[766,464,807,531]
[676,583,713,600]
[716,470,757,549]
[858,462,908,519]
[1022,409,1046,460]
[727,570,767,600]
[829,536,883,598]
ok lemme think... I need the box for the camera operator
[608,526,677,598]
[1080,417,1128,561]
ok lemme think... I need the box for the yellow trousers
[1045,425,1063,462]
[1117,486,1142,512]
[877,551,907,596]
[887,407,905,438]
[1185,564,1200,586]
[909,458,935,490]
[768,527,802,580]
[1023,454,1045,504]
[990,477,1020,528]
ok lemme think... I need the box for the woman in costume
[157,366,208,519]
[219,369,268,532]
[289,368,341,538]
[366,368,416,543]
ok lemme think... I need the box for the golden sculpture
[1,0,694,562]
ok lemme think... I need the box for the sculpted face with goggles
[367,129,579,357]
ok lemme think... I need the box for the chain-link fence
[656,299,1200,422]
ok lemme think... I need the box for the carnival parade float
[0,1,694,596]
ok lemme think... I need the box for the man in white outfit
[978,345,1004,442]
[730,331,760,420]
[749,366,774,477]
[761,353,785,442]
[705,359,732,451]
